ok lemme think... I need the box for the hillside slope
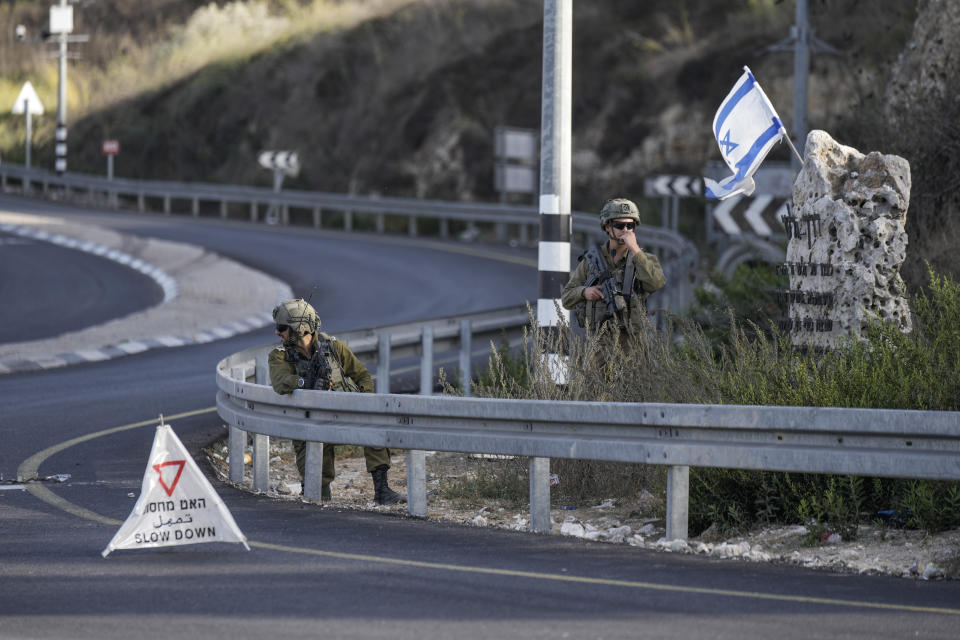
[5,0,955,284]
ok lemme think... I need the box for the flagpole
[784,133,804,165]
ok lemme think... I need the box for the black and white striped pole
[530,0,572,534]
[54,1,70,174]
[48,0,88,174]
[537,0,572,356]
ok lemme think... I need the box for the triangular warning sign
[102,417,250,557]
[11,81,44,115]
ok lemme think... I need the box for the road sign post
[643,174,704,233]
[11,81,45,171]
[102,139,119,180]
[493,126,538,244]
[102,139,120,206]
[257,151,300,224]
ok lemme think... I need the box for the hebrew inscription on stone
[785,130,912,350]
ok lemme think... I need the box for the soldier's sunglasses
[276,324,291,333]
[611,221,636,230]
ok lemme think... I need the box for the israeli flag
[704,66,786,200]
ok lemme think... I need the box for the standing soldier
[267,298,405,505]
[561,198,666,338]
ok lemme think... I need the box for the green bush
[461,269,960,539]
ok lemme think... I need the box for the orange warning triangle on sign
[153,460,186,496]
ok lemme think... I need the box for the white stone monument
[785,130,912,350]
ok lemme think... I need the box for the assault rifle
[582,247,628,330]
[289,343,334,390]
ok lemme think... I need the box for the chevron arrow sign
[258,150,300,176]
[643,174,703,198]
[711,195,789,238]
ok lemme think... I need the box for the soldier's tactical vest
[286,332,360,392]
[575,245,637,331]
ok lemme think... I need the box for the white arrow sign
[11,81,44,115]
[742,195,774,237]
[713,195,743,236]
[258,150,300,176]
[644,174,703,198]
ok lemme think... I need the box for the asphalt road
[0,229,162,344]
[1,195,959,640]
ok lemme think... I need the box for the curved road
[0,229,163,343]
[1,195,958,640]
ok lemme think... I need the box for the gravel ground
[205,438,960,581]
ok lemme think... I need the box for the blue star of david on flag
[718,130,738,155]
[704,66,786,200]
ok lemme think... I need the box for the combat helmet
[599,198,641,228]
[272,298,320,337]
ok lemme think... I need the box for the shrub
[460,270,960,538]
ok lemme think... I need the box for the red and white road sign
[102,139,120,155]
[102,417,249,557]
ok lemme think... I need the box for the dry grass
[452,272,960,536]
[0,0,419,156]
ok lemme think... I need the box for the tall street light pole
[792,0,810,170]
[532,0,573,534]
[48,0,87,174]
[537,0,572,338]
[767,0,838,171]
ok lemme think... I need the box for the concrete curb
[0,221,179,303]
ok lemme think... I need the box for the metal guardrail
[0,163,698,314]
[217,317,960,540]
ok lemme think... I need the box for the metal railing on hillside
[216,314,960,540]
[0,163,698,315]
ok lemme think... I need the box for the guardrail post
[495,221,506,243]
[250,202,258,222]
[281,205,289,225]
[137,192,145,213]
[529,457,552,533]
[404,326,433,516]
[229,425,245,484]
[255,353,269,385]
[459,319,472,397]
[420,325,434,395]
[313,207,322,228]
[192,197,199,217]
[666,465,689,540]
[376,213,385,234]
[408,215,417,237]
[376,332,391,394]
[163,195,171,215]
[220,200,228,219]
[303,442,325,501]
[344,211,353,232]
[440,218,449,239]
[253,434,270,492]
[406,448,427,517]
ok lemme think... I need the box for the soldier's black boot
[321,484,331,502]
[371,465,406,505]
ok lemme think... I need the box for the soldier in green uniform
[267,298,405,505]
[561,198,666,338]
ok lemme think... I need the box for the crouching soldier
[268,298,406,505]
